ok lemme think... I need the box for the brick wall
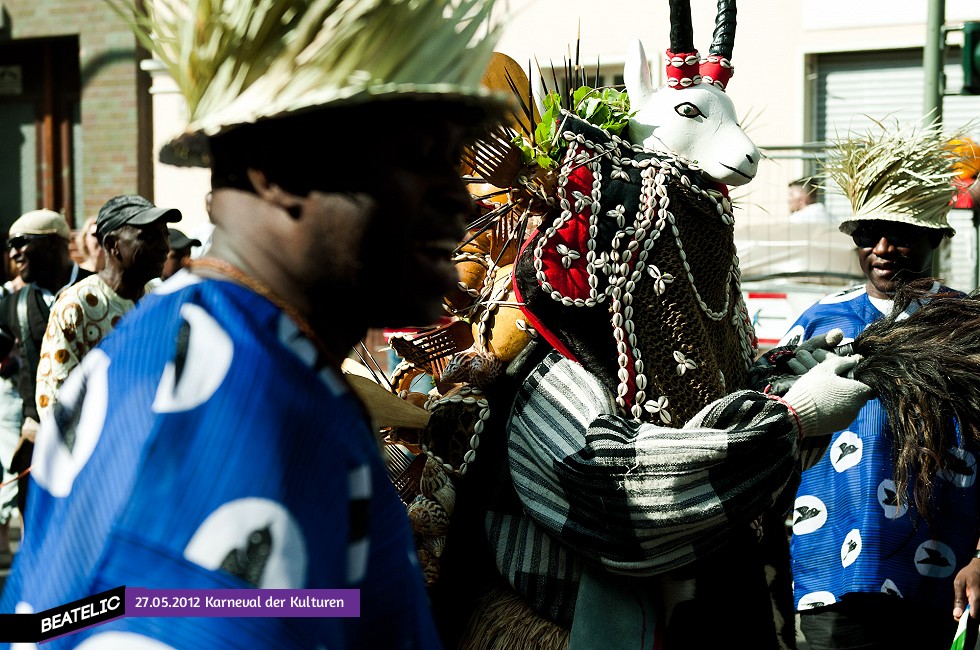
[4,0,145,223]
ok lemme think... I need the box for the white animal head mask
[624,0,759,186]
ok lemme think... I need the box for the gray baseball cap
[96,195,181,241]
[168,228,202,251]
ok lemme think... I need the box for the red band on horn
[664,49,701,89]
[699,55,733,90]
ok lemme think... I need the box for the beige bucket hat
[9,209,71,241]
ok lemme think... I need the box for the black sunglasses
[6,234,52,251]
[851,228,914,249]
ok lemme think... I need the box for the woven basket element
[383,443,426,505]
[389,320,474,380]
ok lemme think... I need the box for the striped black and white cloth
[487,350,826,626]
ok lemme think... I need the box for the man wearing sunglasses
[846,220,945,301]
[777,125,977,650]
[0,210,92,525]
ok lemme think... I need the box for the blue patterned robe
[0,272,440,649]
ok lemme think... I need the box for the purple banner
[125,588,360,618]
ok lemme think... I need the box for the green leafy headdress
[106,0,508,166]
[826,119,959,238]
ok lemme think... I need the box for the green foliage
[572,86,631,135]
[514,85,633,170]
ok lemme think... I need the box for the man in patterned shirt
[782,123,980,650]
[35,194,178,423]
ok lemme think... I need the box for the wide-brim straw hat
[828,119,960,238]
[107,0,512,168]
[838,210,956,238]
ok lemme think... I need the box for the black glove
[747,328,845,396]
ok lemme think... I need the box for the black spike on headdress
[709,0,737,59]
[668,0,695,52]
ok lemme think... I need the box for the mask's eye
[675,102,703,119]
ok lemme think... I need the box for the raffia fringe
[458,586,569,650]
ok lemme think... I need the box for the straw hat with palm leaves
[826,119,962,238]
[105,0,510,167]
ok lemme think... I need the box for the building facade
[0,0,153,234]
[1,1,978,284]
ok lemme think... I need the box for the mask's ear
[623,39,655,112]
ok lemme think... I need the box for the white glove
[781,354,873,437]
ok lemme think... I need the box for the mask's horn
[666,0,700,89]
[669,0,695,53]
[701,0,736,90]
